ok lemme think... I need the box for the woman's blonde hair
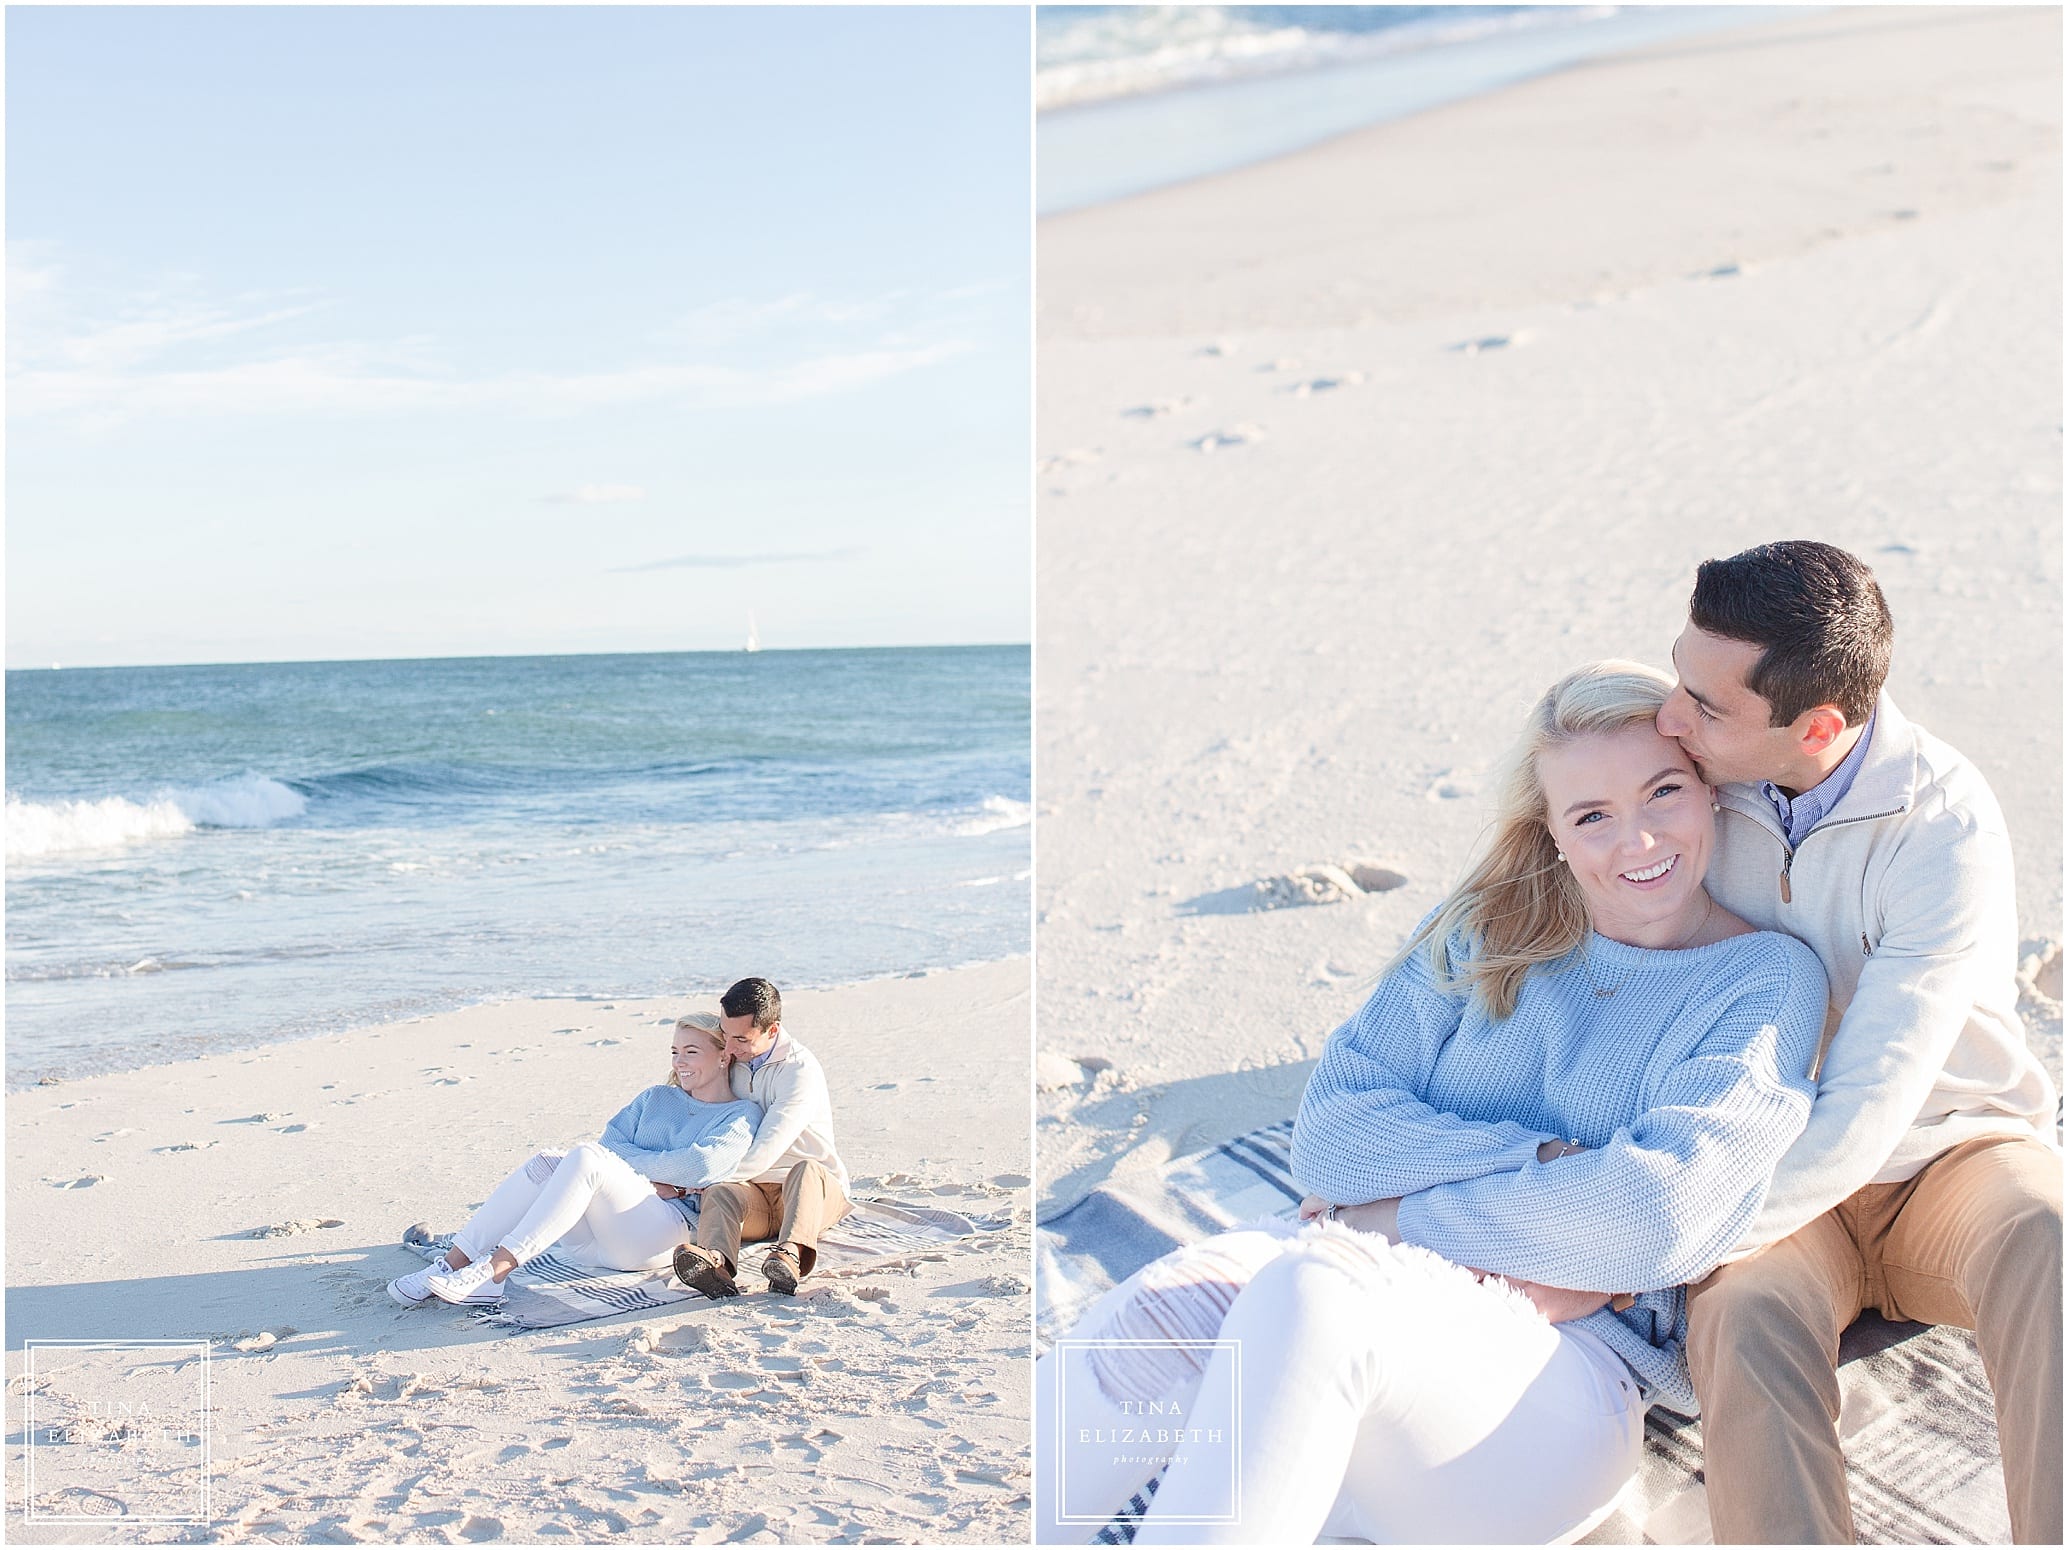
[666,1012,727,1088]
[1392,660,1681,1020]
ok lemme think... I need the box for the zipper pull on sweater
[1780,858,1792,904]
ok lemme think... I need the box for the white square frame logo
[1052,1336,1241,1528]
[22,1338,212,1526]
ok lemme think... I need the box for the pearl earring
[1711,799,1721,812]
[1555,850,1566,863]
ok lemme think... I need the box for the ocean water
[1037,5,1798,213]
[5,647,1029,1087]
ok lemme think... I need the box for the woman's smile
[1620,854,1678,888]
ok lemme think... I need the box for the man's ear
[1794,705,1850,758]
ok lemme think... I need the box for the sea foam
[955,795,1032,838]
[1034,5,1612,112]
[6,775,306,860]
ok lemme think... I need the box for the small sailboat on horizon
[744,613,760,654]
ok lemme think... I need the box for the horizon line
[5,639,1031,674]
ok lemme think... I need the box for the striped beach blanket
[407,1198,994,1330]
[1037,1120,2012,1546]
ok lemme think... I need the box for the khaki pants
[1687,1134,2062,1544]
[694,1159,851,1277]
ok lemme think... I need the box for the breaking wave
[6,775,307,860]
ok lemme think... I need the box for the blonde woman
[389,1012,761,1307]
[1036,662,1830,1545]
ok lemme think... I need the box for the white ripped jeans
[1035,1224,1645,1545]
[451,1140,688,1273]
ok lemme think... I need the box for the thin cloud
[7,256,977,427]
[940,278,1012,302]
[10,341,973,424]
[54,300,328,371]
[542,484,647,505]
[608,546,866,574]
[669,289,913,346]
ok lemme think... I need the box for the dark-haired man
[1654,540,2060,1544]
[672,977,851,1298]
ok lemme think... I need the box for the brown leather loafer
[673,1243,740,1299]
[764,1245,803,1296]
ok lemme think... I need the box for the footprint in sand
[47,1175,106,1189]
[1345,862,1409,892]
[250,1218,344,1239]
[1039,447,1102,473]
[1191,423,1263,453]
[1122,397,1193,418]
[955,1464,1017,1486]
[627,1325,712,1359]
[1284,372,1366,397]
[1426,769,1480,801]
[1449,331,1533,354]
[223,1112,288,1125]
[990,1173,1031,1189]
[155,1141,216,1153]
[1249,860,1410,911]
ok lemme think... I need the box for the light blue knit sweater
[1292,926,1827,1414]
[600,1085,763,1227]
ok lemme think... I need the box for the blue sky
[7,7,1031,666]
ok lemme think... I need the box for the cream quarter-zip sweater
[1706,693,2058,1253]
[727,1030,850,1191]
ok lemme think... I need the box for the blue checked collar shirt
[1761,712,1876,850]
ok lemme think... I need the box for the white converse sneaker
[457,1277,506,1306]
[387,1261,446,1306]
[421,1257,504,1306]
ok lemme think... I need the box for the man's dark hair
[720,977,782,1030]
[1689,540,1893,726]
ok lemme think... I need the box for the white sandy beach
[6,960,1031,1543]
[1036,3,2062,1218]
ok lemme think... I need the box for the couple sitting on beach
[1038,541,2060,1546]
[389,977,851,1309]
